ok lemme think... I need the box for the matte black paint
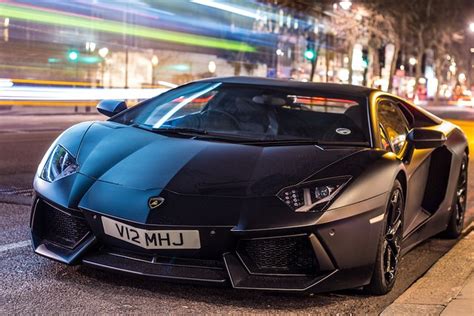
[30,78,468,292]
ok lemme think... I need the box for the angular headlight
[277,176,351,212]
[40,145,79,182]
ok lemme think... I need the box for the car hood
[76,122,364,197]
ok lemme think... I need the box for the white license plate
[102,216,201,249]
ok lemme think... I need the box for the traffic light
[305,37,316,61]
[304,49,315,60]
[67,49,79,62]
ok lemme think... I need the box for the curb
[381,223,474,315]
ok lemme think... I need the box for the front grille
[35,199,91,249]
[237,235,318,275]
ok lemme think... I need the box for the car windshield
[112,82,370,145]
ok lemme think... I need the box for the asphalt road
[0,114,473,314]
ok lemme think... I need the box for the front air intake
[33,199,91,249]
[237,235,319,275]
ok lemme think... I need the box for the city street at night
[1,0,474,314]
[0,107,473,314]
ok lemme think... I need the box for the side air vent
[422,147,452,214]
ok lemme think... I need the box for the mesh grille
[237,235,318,275]
[36,200,90,249]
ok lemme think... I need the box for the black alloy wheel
[366,180,404,295]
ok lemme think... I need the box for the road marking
[0,240,31,253]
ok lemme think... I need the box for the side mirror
[97,99,127,117]
[407,128,446,149]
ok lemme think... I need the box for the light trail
[0,86,168,106]
[0,3,256,53]
[9,78,177,89]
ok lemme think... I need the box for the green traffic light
[304,50,315,60]
[67,50,79,61]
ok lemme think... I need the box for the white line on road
[0,240,31,253]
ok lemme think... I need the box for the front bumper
[30,193,387,292]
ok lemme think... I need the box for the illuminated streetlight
[449,63,456,74]
[208,60,216,74]
[98,47,109,58]
[276,48,284,56]
[339,1,352,10]
[469,22,474,33]
[409,57,417,66]
[85,41,96,52]
[151,55,159,66]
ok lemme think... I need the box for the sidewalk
[382,226,474,315]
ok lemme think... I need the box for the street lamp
[151,55,159,86]
[97,47,109,87]
[469,22,474,33]
[98,47,109,58]
[151,55,159,66]
[208,60,216,74]
[339,1,352,10]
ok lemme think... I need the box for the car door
[376,98,433,237]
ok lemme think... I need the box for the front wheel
[365,180,404,295]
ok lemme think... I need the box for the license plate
[101,216,201,249]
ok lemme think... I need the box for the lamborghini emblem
[148,197,165,209]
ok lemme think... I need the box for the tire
[365,180,404,295]
[443,153,468,239]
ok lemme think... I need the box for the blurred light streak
[75,0,176,17]
[191,0,259,19]
[0,100,99,107]
[0,3,256,52]
[10,78,176,89]
[0,86,168,101]
[0,79,14,88]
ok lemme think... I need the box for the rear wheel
[443,153,468,239]
[365,180,404,295]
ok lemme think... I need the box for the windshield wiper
[153,127,263,143]
[152,127,209,135]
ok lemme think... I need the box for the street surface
[0,108,473,314]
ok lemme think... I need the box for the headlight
[40,145,79,182]
[277,176,351,212]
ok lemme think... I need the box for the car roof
[197,76,376,97]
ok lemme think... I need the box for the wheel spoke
[382,187,403,285]
[457,198,466,212]
[457,187,466,198]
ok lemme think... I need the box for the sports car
[30,77,468,294]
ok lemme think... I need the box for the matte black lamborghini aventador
[30,77,468,294]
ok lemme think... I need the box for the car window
[377,100,409,154]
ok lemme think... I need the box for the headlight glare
[278,176,351,212]
[40,145,79,182]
